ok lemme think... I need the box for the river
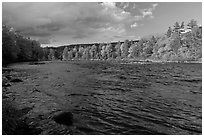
[68,61,202,134]
[3,61,202,135]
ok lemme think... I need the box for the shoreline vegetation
[3,19,202,66]
[59,58,202,64]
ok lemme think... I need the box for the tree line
[2,25,44,65]
[57,19,202,62]
[2,19,202,65]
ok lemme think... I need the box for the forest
[2,19,202,65]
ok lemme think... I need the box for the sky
[2,2,202,47]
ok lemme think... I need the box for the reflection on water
[69,63,202,135]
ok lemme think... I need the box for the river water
[67,62,202,135]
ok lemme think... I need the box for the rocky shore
[2,62,81,135]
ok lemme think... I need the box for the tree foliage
[187,19,198,29]
[57,20,201,62]
[166,27,172,38]
[115,42,121,59]
[62,47,68,60]
[105,43,113,59]
[48,48,55,60]
[90,45,97,59]
[120,40,130,58]
[2,25,44,65]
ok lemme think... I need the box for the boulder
[53,112,73,126]
[5,75,12,80]
[3,82,11,87]
[2,77,11,87]
[10,78,23,83]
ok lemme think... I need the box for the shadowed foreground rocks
[2,67,41,135]
[2,63,77,135]
[2,100,42,135]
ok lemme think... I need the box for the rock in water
[10,78,23,82]
[3,83,11,87]
[2,77,11,87]
[5,75,12,80]
[53,112,73,126]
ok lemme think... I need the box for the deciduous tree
[62,47,68,60]
[120,40,130,58]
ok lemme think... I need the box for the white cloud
[3,2,158,45]
[152,3,158,9]
[133,3,137,9]
[142,9,153,17]
[140,3,158,18]
[130,22,138,28]
[101,2,116,9]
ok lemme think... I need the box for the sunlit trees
[128,44,140,59]
[177,46,192,61]
[62,47,68,60]
[72,46,78,58]
[98,43,104,59]
[74,52,79,60]
[67,50,73,60]
[187,19,198,29]
[82,47,90,60]
[44,19,201,62]
[78,46,84,59]
[121,40,130,58]
[153,35,170,60]
[170,32,182,53]
[180,21,185,29]
[90,44,97,59]
[115,42,121,59]
[163,51,178,61]
[101,45,107,60]
[142,42,154,58]
[182,26,202,60]
[105,43,113,59]
[166,27,172,38]
[173,22,181,33]
[48,48,55,60]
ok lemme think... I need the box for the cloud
[2,2,158,45]
[152,3,158,8]
[130,22,138,28]
[38,37,51,44]
[101,2,116,9]
[140,3,158,18]
[72,33,88,39]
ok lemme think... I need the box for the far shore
[40,59,202,64]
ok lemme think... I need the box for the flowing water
[4,61,202,135]
[68,62,202,135]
